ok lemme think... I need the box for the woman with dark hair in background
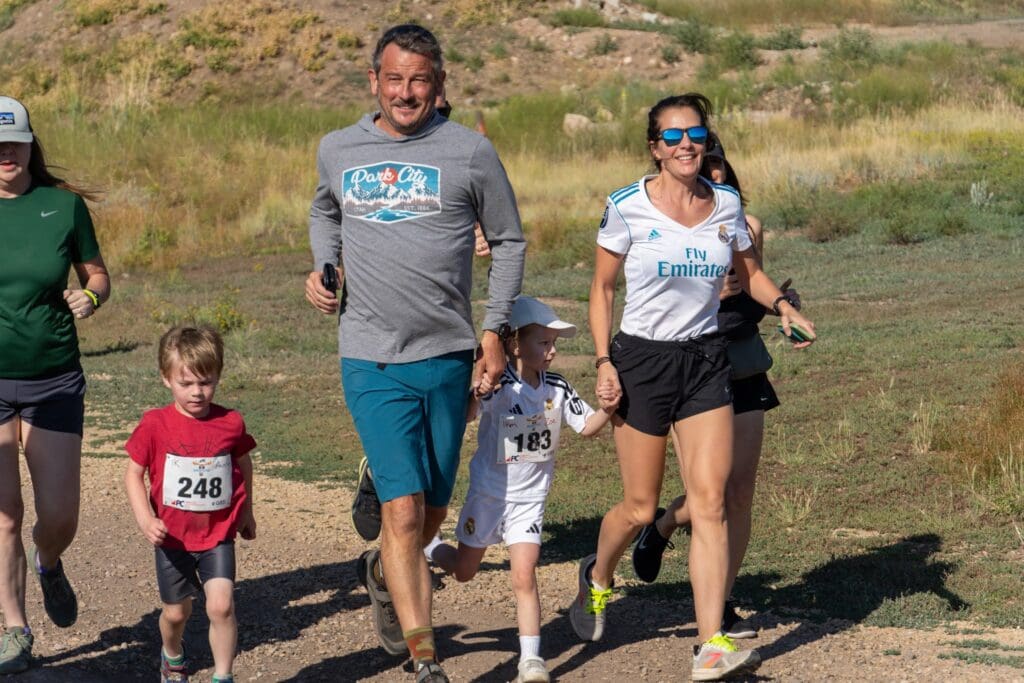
[0,95,110,674]
[631,132,802,643]
[570,93,814,681]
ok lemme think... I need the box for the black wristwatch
[771,295,797,316]
[486,323,512,340]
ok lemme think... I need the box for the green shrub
[823,27,880,74]
[716,31,760,70]
[549,7,606,28]
[590,33,619,57]
[668,19,712,53]
[661,45,681,64]
[757,25,806,51]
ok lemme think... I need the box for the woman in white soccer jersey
[570,93,815,681]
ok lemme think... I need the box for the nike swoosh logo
[41,210,58,218]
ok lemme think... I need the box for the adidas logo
[511,404,524,415]
[526,522,542,535]
[647,229,662,241]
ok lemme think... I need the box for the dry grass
[948,361,1024,518]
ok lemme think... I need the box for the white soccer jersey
[596,176,752,341]
[468,364,595,503]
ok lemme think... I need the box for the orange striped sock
[403,626,436,665]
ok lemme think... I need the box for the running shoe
[352,456,382,541]
[160,647,189,683]
[691,633,761,681]
[31,546,78,627]
[722,600,756,639]
[0,627,32,674]
[415,660,450,683]
[569,554,612,642]
[631,507,674,583]
[516,656,550,682]
[359,549,407,655]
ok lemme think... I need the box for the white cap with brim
[509,296,577,338]
[0,96,34,144]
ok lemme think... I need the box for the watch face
[498,323,512,339]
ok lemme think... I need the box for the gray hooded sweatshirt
[309,112,526,364]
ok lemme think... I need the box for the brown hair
[28,137,101,202]
[159,325,224,379]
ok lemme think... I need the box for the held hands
[138,515,168,547]
[473,331,505,397]
[64,289,96,319]
[596,362,622,411]
[238,507,257,540]
[305,271,339,314]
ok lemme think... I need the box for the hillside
[2,0,1023,113]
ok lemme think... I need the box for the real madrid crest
[545,399,554,410]
[717,224,730,244]
[464,517,476,535]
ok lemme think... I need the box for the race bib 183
[499,410,561,464]
[162,453,232,512]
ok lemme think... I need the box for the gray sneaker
[415,661,449,683]
[568,554,612,642]
[0,627,33,674]
[359,549,406,655]
[32,546,77,627]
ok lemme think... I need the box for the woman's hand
[779,305,816,350]
[63,288,96,319]
[596,362,622,410]
[720,270,742,300]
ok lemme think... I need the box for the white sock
[423,534,444,562]
[519,635,541,661]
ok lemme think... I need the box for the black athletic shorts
[155,541,235,604]
[611,331,733,437]
[731,372,780,415]
[0,366,86,436]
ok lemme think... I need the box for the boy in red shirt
[124,325,256,683]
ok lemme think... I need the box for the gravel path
[9,456,1024,682]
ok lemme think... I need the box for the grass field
[21,6,1024,636]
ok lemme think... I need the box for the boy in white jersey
[424,296,618,683]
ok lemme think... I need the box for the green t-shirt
[0,185,100,378]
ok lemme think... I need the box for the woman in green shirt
[0,95,110,674]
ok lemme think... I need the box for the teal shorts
[341,351,473,507]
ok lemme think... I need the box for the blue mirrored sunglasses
[659,126,709,146]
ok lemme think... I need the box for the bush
[668,19,712,54]
[823,28,880,75]
[549,7,606,28]
[590,33,619,57]
[716,31,760,70]
[757,25,806,51]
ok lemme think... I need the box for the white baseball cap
[0,96,34,144]
[509,296,577,338]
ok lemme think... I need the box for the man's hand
[305,271,339,314]
[473,330,505,395]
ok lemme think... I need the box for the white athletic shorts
[455,489,545,547]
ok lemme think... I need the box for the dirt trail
[8,456,1024,682]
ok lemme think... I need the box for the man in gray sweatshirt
[304,24,525,683]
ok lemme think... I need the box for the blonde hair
[159,325,224,379]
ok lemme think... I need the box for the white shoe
[515,656,550,683]
[692,633,761,681]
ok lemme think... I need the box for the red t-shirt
[125,403,256,551]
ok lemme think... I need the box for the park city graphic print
[342,161,442,223]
